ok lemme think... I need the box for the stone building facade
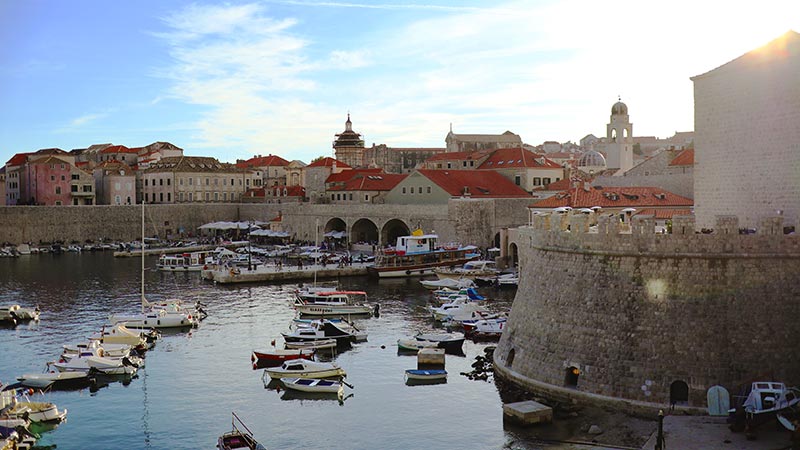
[445,130,522,153]
[494,214,799,413]
[692,31,800,229]
[142,156,261,204]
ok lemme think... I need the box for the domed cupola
[578,149,607,168]
[611,100,628,116]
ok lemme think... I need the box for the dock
[204,263,371,284]
[503,400,553,425]
[113,242,247,258]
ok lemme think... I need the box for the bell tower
[606,98,634,174]
[333,114,365,168]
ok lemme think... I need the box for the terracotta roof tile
[530,185,693,209]
[6,152,31,166]
[325,168,379,184]
[417,169,531,198]
[478,147,562,169]
[328,173,407,191]
[425,150,489,162]
[668,148,694,166]
[307,157,351,168]
[100,145,137,154]
[239,154,290,168]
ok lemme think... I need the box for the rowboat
[397,337,439,352]
[281,377,344,396]
[217,412,266,450]
[251,348,314,364]
[262,360,346,380]
[415,332,465,354]
[405,369,448,381]
[283,339,338,351]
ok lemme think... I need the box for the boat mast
[141,200,146,314]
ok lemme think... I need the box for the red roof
[325,168,380,184]
[669,148,694,166]
[634,208,693,219]
[238,154,290,168]
[417,169,531,198]
[328,173,407,191]
[478,147,562,169]
[100,145,137,154]
[307,157,351,168]
[541,178,572,191]
[530,185,694,209]
[6,152,31,166]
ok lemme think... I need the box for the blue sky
[1,0,798,165]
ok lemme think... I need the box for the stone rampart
[496,214,800,412]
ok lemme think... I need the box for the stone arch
[324,217,346,233]
[506,348,516,369]
[494,232,501,248]
[351,218,378,245]
[381,219,410,246]
[565,366,580,388]
[670,380,689,406]
[509,243,519,268]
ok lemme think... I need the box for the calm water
[0,253,530,450]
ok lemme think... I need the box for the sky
[1,0,799,165]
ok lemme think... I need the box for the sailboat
[109,201,198,329]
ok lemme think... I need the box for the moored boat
[283,339,338,351]
[369,232,479,278]
[157,251,214,272]
[281,377,344,395]
[420,278,476,290]
[262,359,346,380]
[415,332,465,354]
[405,369,447,381]
[251,348,314,364]
[17,370,91,390]
[1,389,67,423]
[217,412,266,450]
[281,319,358,347]
[434,260,498,280]
[397,337,440,352]
[294,291,374,316]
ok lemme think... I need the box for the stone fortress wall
[494,213,800,413]
[0,197,533,248]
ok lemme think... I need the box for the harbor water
[0,252,527,449]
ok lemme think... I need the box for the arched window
[506,348,515,369]
[670,380,689,406]
[565,366,580,388]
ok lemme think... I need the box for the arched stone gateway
[565,366,580,388]
[508,243,518,268]
[351,218,378,245]
[494,232,501,249]
[670,380,689,407]
[324,218,346,233]
[381,219,409,246]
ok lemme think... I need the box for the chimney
[463,186,471,197]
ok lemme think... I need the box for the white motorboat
[60,349,143,368]
[89,324,149,350]
[0,305,39,323]
[294,290,373,316]
[281,377,344,395]
[156,251,214,272]
[420,278,476,290]
[63,340,132,358]
[434,260,498,280]
[110,308,197,329]
[369,233,479,278]
[397,337,440,352]
[262,360,346,380]
[729,381,800,431]
[429,298,489,322]
[282,319,358,346]
[51,354,138,375]
[17,370,90,389]
[1,389,67,423]
[462,316,507,337]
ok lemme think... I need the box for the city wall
[0,197,533,247]
[494,213,800,413]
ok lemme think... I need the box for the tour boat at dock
[293,290,374,316]
[369,231,479,278]
[157,251,214,272]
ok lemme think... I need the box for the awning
[323,231,347,239]
[249,229,290,238]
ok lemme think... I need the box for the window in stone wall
[427,186,431,194]
[55,186,61,195]
[564,366,580,388]
[533,177,541,186]
[543,178,551,185]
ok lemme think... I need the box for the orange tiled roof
[100,145,137,154]
[417,169,531,198]
[530,185,693,209]
[307,157,351,168]
[328,173,407,191]
[325,168,380,184]
[425,150,489,162]
[6,152,31,166]
[238,154,290,168]
[478,147,562,169]
[669,148,694,166]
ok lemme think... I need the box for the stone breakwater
[494,213,800,414]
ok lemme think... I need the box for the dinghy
[251,348,314,364]
[262,360,346,380]
[217,412,266,450]
[405,369,447,381]
[281,377,344,395]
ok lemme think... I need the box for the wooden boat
[405,369,447,381]
[281,377,344,395]
[369,232,479,278]
[397,337,439,352]
[217,412,266,450]
[415,333,465,354]
[251,348,314,364]
[262,359,346,380]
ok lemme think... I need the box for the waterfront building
[332,114,365,168]
[326,171,407,204]
[692,30,800,228]
[445,128,522,153]
[93,160,136,205]
[242,185,305,204]
[21,153,94,206]
[4,152,29,205]
[477,147,564,192]
[385,169,531,205]
[304,157,351,203]
[236,154,290,187]
[142,156,260,204]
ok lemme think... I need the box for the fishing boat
[1,389,67,423]
[217,412,266,450]
[434,260,498,280]
[156,251,214,272]
[251,348,314,364]
[293,291,374,316]
[405,369,448,381]
[281,319,358,346]
[262,359,346,380]
[281,377,344,395]
[369,231,479,278]
[728,381,800,431]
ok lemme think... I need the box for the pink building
[24,155,74,205]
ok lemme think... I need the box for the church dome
[611,101,628,115]
[578,149,606,168]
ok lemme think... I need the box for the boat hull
[405,369,447,381]
[281,377,343,394]
[295,305,372,316]
[251,349,314,363]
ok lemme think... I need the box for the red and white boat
[250,348,314,365]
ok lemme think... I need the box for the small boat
[217,412,266,450]
[63,340,133,358]
[251,348,314,364]
[294,291,374,316]
[420,278,476,290]
[1,389,67,423]
[109,308,197,329]
[17,370,91,389]
[429,298,489,322]
[281,377,344,395]
[89,324,150,350]
[369,232,479,278]
[0,305,39,324]
[405,369,447,381]
[157,251,214,272]
[262,359,346,380]
[434,260,498,280]
[283,339,338,351]
[281,319,357,346]
[397,337,440,352]
[51,354,139,376]
[463,317,507,338]
[415,333,465,354]
[728,381,800,431]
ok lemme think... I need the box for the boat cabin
[393,234,438,255]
